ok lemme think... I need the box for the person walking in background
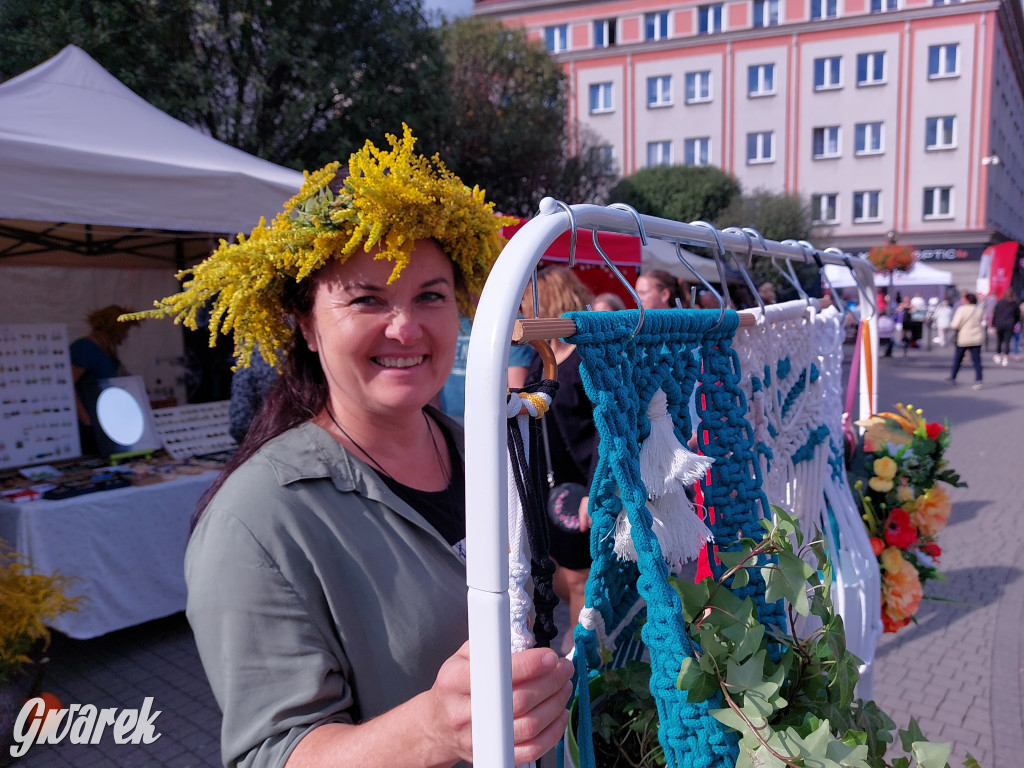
[933,297,953,347]
[523,267,599,653]
[990,289,1020,366]
[634,269,691,309]
[592,292,626,312]
[948,292,985,389]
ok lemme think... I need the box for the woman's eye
[419,291,447,303]
[349,295,381,307]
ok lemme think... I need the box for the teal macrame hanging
[564,307,784,768]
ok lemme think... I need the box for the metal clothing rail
[463,199,878,767]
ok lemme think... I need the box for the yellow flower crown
[125,124,514,368]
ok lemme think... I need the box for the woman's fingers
[578,495,591,533]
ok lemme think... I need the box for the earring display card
[151,400,236,460]
[0,324,81,470]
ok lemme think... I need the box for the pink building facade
[474,0,1024,279]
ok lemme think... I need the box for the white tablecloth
[0,471,218,639]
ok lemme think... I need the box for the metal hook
[592,228,645,337]
[689,221,732,323]
[540,198,579,267]
[608,203,649,246]
[778,239,812,305]
[832,249,878,322]
[673,232,725,329]
[723,227,765,313]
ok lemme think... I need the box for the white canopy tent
[0,45,304,404]
[824,260,953,299]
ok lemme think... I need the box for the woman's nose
[384,306,424,344]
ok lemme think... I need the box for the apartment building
[474,0,1024,284]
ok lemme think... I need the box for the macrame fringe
[613,493,714,573]
[640,389,715,496]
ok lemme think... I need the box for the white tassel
[640,389,714,497]
[612,493,714,573]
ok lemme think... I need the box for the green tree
[716,188,827,300]
[0,0,452,170]
[607,165,742,223]
[437,17,617,216]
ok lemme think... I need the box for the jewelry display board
[0,323,81,470]
[152,400,236,460]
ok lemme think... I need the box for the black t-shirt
[378,422,466,546]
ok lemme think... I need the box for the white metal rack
[463,199,878,767]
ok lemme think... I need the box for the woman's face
[300,240,459,421]
[635,275,670,309]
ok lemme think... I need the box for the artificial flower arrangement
[867,244,915,275]
[849,404,965,633]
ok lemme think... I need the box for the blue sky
[422,0,472,19]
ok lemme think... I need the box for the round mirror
[96,386,145,446]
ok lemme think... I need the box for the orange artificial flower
[909,484,951,537]
[882,558,923,630]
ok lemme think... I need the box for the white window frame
[647,140,672,166]
[925,116,956,150]
[753,0,780,27]
[812,126,841,158]
[748,63,776,96]
[747,131,775,164]
[698,4,724,34]
[685,71,712,103]
[854,122,884,154]
[647,75,673,107]
[544,25,568,53]
[853,190,882,223]
[923,187,953,219]
[814,57,842,90]
[928,44,959,78]
[589,82,614,114]
[811,193,839,224]
[684,137,712,166]
[857,51,886,86]
[870,0,898,11]
[645,11,670,41]
[594,18,616,48]
[811,0,839,20]
[591,145,615,173]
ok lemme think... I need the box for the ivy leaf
[898,718,927,753]
[763,551,814,615]
[725,651,784,719]
[676,657,721,703]
[731,567,750,589]
[710,705,765,734]
[672,577,712,623]
[737,745,787,768]
[722,621,765,662]
[963,753,982,768]
[910,740,951,768]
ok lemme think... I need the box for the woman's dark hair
[965,292,978,305]
[641,269,692,308]
[192,275,327,529]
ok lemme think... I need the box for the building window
[748,64,776,96]
[684,137,712,166]
[811,0,839,20]
[747,131,775,163]
[812,126,841,158]
[645,11,669,40]
[647,75,673,107]
[928,44,959,78]
[590,145,615,173]
[648,140,672,166]
[925,116,956,149]
[698,4,724,34]
[923,187,952,218]
[753,0,780,27]
[685,71,712,103]
[594,18,617,47]
[813,57,842,89]
[589,83,613,114]
[811,193,839,224]
[853,191,881,222]
[857,52,886,85]
[932,0,961,5]
[871,0,898,10]
[854,122,884,154]
[544,25,568,53]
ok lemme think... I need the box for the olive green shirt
[186,416,469,768]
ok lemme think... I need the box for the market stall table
[0,470,218,639]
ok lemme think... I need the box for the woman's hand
[578,495,592,533]
[426,641,574,765]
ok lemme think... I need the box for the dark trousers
[951,345,982,382]
[996,329,1013,355]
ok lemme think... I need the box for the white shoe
[993,354,1002,364]
[1002,357,1009,367]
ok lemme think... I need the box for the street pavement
[12,336,1023,767]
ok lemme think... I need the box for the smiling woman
[127,126,574,768]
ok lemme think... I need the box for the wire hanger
[688,221,731,329]
[778,239,813,306]
[722,227,766,314]
[592,228,645,337]
[827,247,877,322]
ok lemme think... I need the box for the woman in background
[634,269,691,309]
